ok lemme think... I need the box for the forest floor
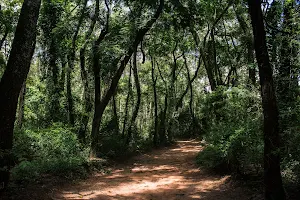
[4,140,263,200]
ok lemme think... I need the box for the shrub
[196,145,226,171]
[11,124,89,182]
[197,87,263,175]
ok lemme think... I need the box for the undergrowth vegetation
[11,124,89,182]
[196,87,300,184]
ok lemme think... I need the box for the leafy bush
[196,145,226,171]
[169,108,202,139]
[11,124,89,182]
[197,87,263,175]
[280,101,300,184]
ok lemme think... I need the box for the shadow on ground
[2,140,265,200]
[46,140,260,200]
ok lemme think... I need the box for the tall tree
[0,0,41,190]
[126,50,142,145]
[78,0,100,142]
[90,0,164,155]
[234,3,256,85]
[247,0,285,199]
[151,55,158,146]
[66,0,89,126]
[40,0,64,122]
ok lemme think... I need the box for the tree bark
[0,0,41,190]
[151,56,158,147]
[248,1,285,199]
[90,0,110,154]
[234,4,255,85]
[78,0,100,142]
[66,0,88,126]
[49,39,60,122]
[112,91,119,134]
[127,50,141,145]
[210,28,222,86]
[16,82,26,129]
[122,65,132,138]
[176,54,201,110]
[66,58,75,126]
[157,63,168,145]
[183,53,197,135]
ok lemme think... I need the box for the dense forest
[0,0,299,199]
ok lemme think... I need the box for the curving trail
[51,140,256,200]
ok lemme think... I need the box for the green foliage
[280,100,300,184]
[196,145,226,170]
[1,0,299,189]
[197,87,263,174]
[11,124,88,182]
[170,109,201,139]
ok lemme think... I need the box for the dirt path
[48,140,257,200]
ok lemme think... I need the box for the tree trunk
[66,0,88,127]
[112,91,119,134]
[234,4,256,85]
[176,54,201,110]
[66,58,75,126]
[122,66,132,138]
[0,28,8,49]
[16,81,26,129]
[78,47,92,142]
[59,58,66,91]
[183,53,197,135]
[49,39,60,122]
[210,28,222,86]
[248,1,285,199]
[201,48,216,91]
[151,56,158,147]
[157,63,168,145]
[90,29,109,154]
[78,0,99,142]
[90,0,164,155]
[0,0,41,190]
[127,50,141,145]
[90,0,111,153]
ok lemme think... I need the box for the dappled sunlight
[51,140,253,200]
[131,164,178,173]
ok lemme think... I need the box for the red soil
[4,140,260,200]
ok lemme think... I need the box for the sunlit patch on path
[53,140,255,200]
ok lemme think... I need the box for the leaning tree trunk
[90,0,164,156]
[0,28,8,49]
[0,0,41,190]
[248,1,286,199]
